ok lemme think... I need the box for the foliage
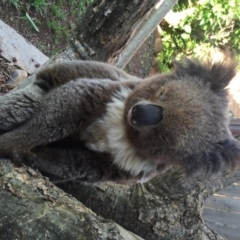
[30,0,48,13]
[158,0,240,72]
[3,0,22,10]
[3,0,94,44]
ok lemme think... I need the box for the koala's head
[124,57,240,174]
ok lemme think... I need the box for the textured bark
[75,0,160,62]
[1,0,238,239]
[0,161,143,240]
[115,0,178,68]
[58,166,240,240]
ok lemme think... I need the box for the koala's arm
[0,78,129,166]
[35,60,138,92]
[0,86,133,182]
[0,83,44,133]
[0,61,137,132]
[32,146,129,182]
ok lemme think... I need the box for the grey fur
[0,58,239,182]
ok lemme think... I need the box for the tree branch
[115,0,178,68]
[57,164,240,240]
[0,160,143,240]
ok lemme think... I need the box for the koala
[0,58,239,182]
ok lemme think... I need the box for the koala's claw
[10,150,38,168]
[9,151,25,167]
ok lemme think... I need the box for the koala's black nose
[131,104,163,126]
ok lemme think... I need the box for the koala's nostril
[131,104,163,126]
[132,116,137,125]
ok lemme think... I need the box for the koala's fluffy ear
[183,139,240,175]
[205,59,238,91]
[174,57,238,92]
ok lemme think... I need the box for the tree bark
[57,165,240,240]
[1,0,238,239]
[75,0,159,62]
[0,160,143,240]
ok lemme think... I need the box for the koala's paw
[9,150,38,168]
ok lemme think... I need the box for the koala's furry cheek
[181,138,240,175]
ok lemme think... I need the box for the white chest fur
[80,88,157,177]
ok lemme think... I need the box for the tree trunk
[1,0,238,239]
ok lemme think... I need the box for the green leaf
[199,18,205,25]
[184,25,192,33]
[181,33,189,39]
[209,0,214,7]
[25,12,39,32]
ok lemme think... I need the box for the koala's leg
[0,83,44,132]
[0,104,79,163]
[32,144,131,182]
[0,79,116,164]
[31,146,115,182]
[0,61,136,133]
[35,60,138,92]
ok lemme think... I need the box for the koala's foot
[0,149,38,168]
